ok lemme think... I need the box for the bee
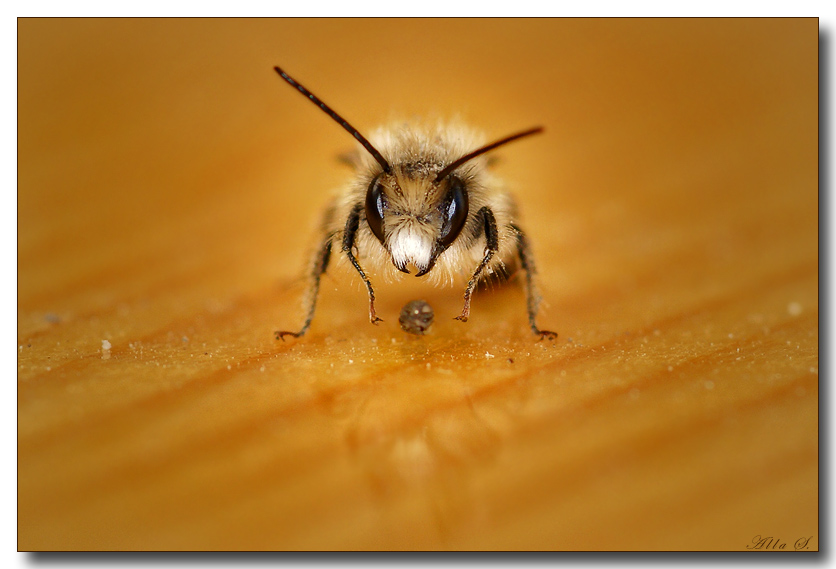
[273,66,556,341]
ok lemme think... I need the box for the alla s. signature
[747,535,814,550]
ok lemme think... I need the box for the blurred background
[18,19,818,550]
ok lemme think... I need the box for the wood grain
[18,18,818,551]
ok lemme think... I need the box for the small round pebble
[399,300,434,335]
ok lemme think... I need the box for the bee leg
[276,236,333,340]
[511,223,557,341]
[343,203,383,326]
[455,206,498,323]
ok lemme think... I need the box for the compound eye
[365,174,387,244]
[439,176,469,248]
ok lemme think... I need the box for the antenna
[434,127,544,183]
[274,66,392,174]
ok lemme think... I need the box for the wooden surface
[18,19,818,551]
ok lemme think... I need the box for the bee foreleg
[455,206,499,323]
[343,202,383,326]
[276,235,333,340]
[511,223,557,341]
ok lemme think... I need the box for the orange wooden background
[18,18,818,550]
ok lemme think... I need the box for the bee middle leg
[275,235,333,340]
[511,223,557,341]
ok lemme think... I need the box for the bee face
[365,170,469,276]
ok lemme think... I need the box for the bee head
[362,125,544,277]
[365,169,469,276]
